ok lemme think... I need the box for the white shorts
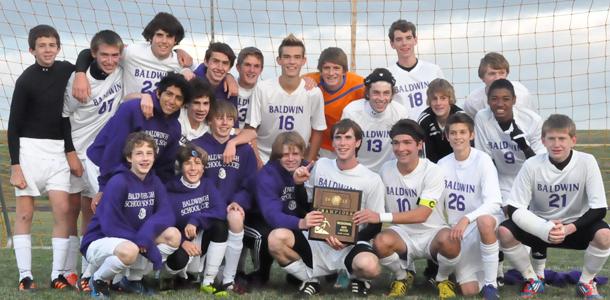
[389,225,446,262]
[16,138,70,197]
[302,231,353,277]
[86,237,150,277]
[68,158,98,198]
[84,158,100,195]
[455,215,500,287]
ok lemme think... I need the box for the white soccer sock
[531,258,546,279]
[157,243,178,262]
[379,253,407,280]
[187,255,203,274]
[497,260,504,277]
[64,235,80,275]
[223,230,244,284]
[282,259,312,282]
[13,234,33,281]
[51,237,70,279]
[502,244,537,279]
[581,245,610,283]
[435,253,460,282]
[480,241,499,287]
[202,241,227,285]
[93,256,127,282]
[80,236,90,277]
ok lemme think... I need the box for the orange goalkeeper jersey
[305,71,365,151]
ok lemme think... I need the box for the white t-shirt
[388,60,444,120]
[474,106,546,199]
[63,66,123,158]
[121,43,182,95]
[380,158,447,235]
[507,150,607,223]
[237,84,254,128]
[464,80,532,118]
[178,107,208,145]
[246,78,327,162]
[341,99,407,172]
[438,148,502,225]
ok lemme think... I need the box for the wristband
[379,212,393,223]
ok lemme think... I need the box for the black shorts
[501,219,609,250]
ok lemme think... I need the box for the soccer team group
[8,11,609,299]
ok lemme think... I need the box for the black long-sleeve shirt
[8,61,75,165]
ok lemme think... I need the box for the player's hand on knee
[66,151,84,177]
[224,73,239,97]
[353,208,380,225]
[302,76,316,91]
[548,221,566,244]
[184,224,197,240]
[140,93,154,119]
[450,217,469,241]
[302,211,325,229]
[91,192,103,213]
[175,49,193,68]
[182,240,201,256]
[227,202,245,216]
[325,236,346,250]
[72,72,91,103]
[293,161,314,184]
[10,164,27,189]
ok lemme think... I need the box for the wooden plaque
[308,187,362,244]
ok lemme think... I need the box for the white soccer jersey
[438,148,502,225]
[388,60,444,120]
[246,78,327,162]
[63,66,124,158]
[306,158,385,229]
[177,107,208,145]
[464,80,532,118]
[507,150,607,223]
[237,84,254,128]
[121,43,182,95]
[380,158,447,235]
[474,106,546,199]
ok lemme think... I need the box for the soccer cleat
[201,283,219,294]
[77,276,92,293]
[387,272,415,297]
[481,284,500,300]
[297,280,321,296]
[520,277,545,298]
[18,277,37,291]
[497,276,505,287]
[65,272,78,286]
[577,280,603,299]
[90,279,110,299]
[350,279,371,297]
[50,274,71,290]
[117,277,145,294]
[437,279,457,299]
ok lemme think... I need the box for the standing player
[268,119,385,296]
[235,47,264,128]
[498,114,610,299]
[178,78,215,145]
[8,24,81,290]
[193,42,238,108]
[304,47,365,158]
[341,68,407,172]
[371,119,461,299]
[464,52,533,119]
[236,34,327,164]
[81,132,180,299]
[62,30,125,290]
[438,113,502,299]
[387,19,445,120]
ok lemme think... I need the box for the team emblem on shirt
[288,200,297,211]
[219,167,226,179]
[138,208,146,220]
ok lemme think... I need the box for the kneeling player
[372,119,461,299]
[268,119,385,296]
[80,132,180,298]
[498,114,610,299]
[438,113,502,299]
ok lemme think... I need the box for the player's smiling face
[430,92,451,119]
[367,81,393,113]
[237,55,263,89]
[279,145,303,172]
[181,156,204,184]
[205,51,231,86]
[157,85,184,116]
[150,29,176,59]
[210,113,234,141]
[543,129,576,163]
[447,123,474,153]
[93,43,122,74]
[277,46,306,78]
[488,87,515,123]
[482,67,508,87]
[391,134,422,165]
[390,30,417,60]
[332,128,361,162]
[30,36,60,67]
[320,62,345,90]
[127,143,155,179]
[187,96,210,125]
